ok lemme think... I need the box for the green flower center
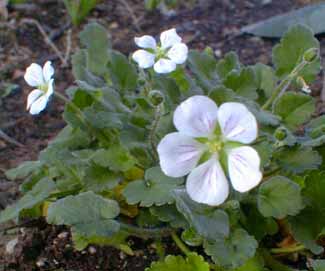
[155,46,168,60]
[38,84,48,93]
[207,140,223,153]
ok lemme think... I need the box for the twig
[63,28,72,67]
[0,129,24,148]
[118,0,141,32]
[321,63,325,102]
[19,18,66,66]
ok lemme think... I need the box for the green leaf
[253,63,277,99]
[242,203,278,241]
[241,3,325,38]
[82,164,121,192]
[257,176,304,219]
[63,0,98,26]
[146,253,210,271]
[273,146,322,174]
[289,171,325,254]
[274,92,315,130]
[223,67,259,100]
[173,189,229,240]
[108,51,138,92]
[92,146,136,172]
[150,205,188,229]
[311,260,325,271]
[216,52,241,80]
[187,50,219,92]
[5,161,42,181]
[79,23,110,76]
[203,228,258,268]
[0,178,56,223]
[72,230,132,253]
[181,228,203,246]
[272,24,320,82]
[47,192,120,238]
[232,255,265,271]
[122,167,184,207]
[83,108,124,130]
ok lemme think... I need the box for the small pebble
[88,246,97,255]
[36,258,47,268]
[215,49,222,58]
[5,238,18,254]
[119,251,126,260]
[57,231,69,239]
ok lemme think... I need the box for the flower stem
[155,239,166,260]
[171,231,191,256]
[270,244,305,254]
[262,60,308,111]
[149,105,162,162]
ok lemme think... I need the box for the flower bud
[274,127,287,141]
[204,46,214,57]
[148,90,164,106]
[137,78,146,86]
[303,48,319,63]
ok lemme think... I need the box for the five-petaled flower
[157,95,262,206]
[24,61,54,115]
[132,28,188,74]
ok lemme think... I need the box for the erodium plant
[2,23,325,270]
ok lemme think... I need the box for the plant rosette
[2,23,325,270]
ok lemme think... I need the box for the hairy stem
[270,244,305,254]
[171,231,191,256]
[149,105,162,162]
[262,60,308,111]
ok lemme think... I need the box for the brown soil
[0,0,323,270]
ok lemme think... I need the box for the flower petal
[154,59,177,74]
[218,102,258,144]
[228,146,262,193]
[157,132,205,178]
[186,157,229,206]
[26,89,43,110]
[167,43,188,64]
[173,95,219,137]
[135,35,157,49]
[42,61,54,82]
[160,28,182,49]
[24,63,44,87]
[132,50,155,69]
[29,95,49,115]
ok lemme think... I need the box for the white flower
[132,28,188,74]
[157,95,262,206]
[24,61,54,115]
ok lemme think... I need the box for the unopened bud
[204,46,214,57]
[148,90,164,106]
[137,79,146,86]
[274,127,287,141]
[303,47,319,63]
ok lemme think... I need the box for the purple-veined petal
[132,50,155,69]
[29,95,49,115]
[167,43,188,64]
[43,61,54,82]
[228,146,262,193]
[218,102,258,144]
[27,89,43,110]
[173,95,218,137]
[153,59,177,74]
[24,63,44,87]
[157,132,205,178]
[160,28,182,49]
[135,35,157,49]
[186,157,229,206]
